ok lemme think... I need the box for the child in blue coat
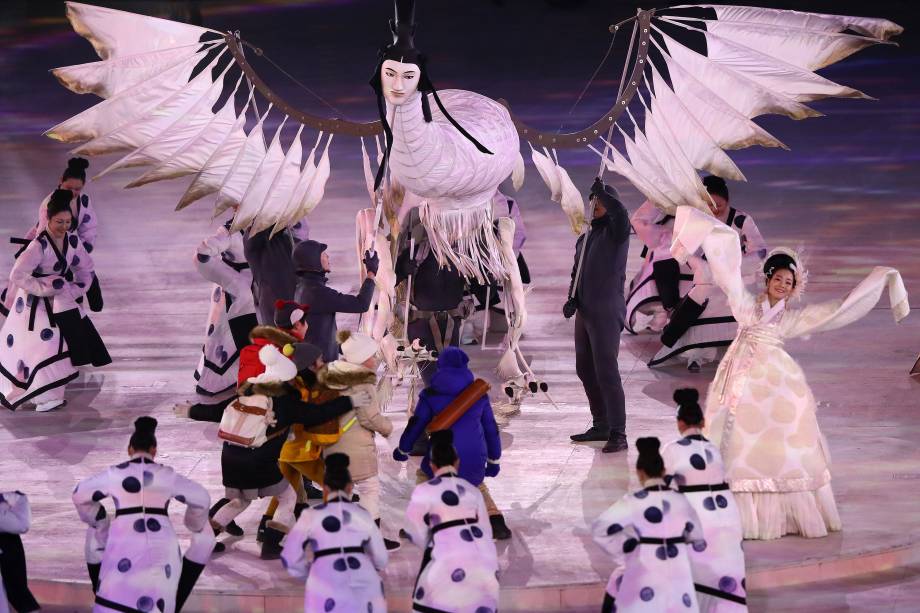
[394,346,511,539]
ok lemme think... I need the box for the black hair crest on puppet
[369,0,492,191]
[129,416,158,453]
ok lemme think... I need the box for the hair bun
[325,452,350,471]
[673,388,699,406]
[635,436,660,455]
[702,175,725,190]
[134,416,157,435]
[67,157,90,171]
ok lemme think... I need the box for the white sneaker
[35,399,66,412]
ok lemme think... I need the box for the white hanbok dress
[281,491,388,613]
[626,201,693,334]
[592,478,706,612]
[0,231,93,410]
[73,452,215,613]
[671,207,909,540]
[663,431,747,611]
[650,208,766,367]
[193,224,256,399]
[404,467,500,613]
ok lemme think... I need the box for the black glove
[562,297,578,319]
[405,259,419,277]
[363,250,380,275]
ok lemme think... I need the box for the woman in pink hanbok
[670,207,909,540]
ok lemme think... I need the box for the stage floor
[2,2,920,611]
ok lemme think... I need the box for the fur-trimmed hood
[249,325,297,347]
[318,361,377,390]
[237,380,292,398]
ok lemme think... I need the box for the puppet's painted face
[381,59,420,106]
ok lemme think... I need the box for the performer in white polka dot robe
[0,190,101,412]
[671,207,909,540]
[593,437,706,613]
[404,430,499,613]
[663,389,747,612]
[73,417,215,613]
[192,222,257,399]
[281,453,388,613]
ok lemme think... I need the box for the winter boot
[376,518,401,551]
[489,514,512,540]
[256,514,272,543]
[260,526,285,560]
[209,498,243,537]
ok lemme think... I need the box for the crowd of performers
[0,157,908,613]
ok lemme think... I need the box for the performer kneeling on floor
[592,437,706,613]
[566,178,630,453]
[404,429,500,613]
[394,346,510,540]
[662,389,748,611]
[649,176,767,371]
[0,188,110,413]
[72,417,215,613]
[281,453,389,613]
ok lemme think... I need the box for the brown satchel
[426,379,490,433]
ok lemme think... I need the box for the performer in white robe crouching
[404,430,500,613]
[663,389,747,611]
[281,453,388,613]
[670,207,909,540]
[73,417,215,613]
[592,437,706,612]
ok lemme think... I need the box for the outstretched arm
[785,266,909,339]
[274,394,355,428]
[320,279,376,313]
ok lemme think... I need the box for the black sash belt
[638,536,686,545]
[27,294,54,332]
[94,595,144,613]
[679,482,730,493]
[115,506,168,517]
[313,546,364,559]
[430,517,478,535]
[695,582,747,605]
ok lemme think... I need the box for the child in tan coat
[319,330,398,549]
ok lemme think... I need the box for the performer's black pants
[0,533,40,612]
[574,311,625,436]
